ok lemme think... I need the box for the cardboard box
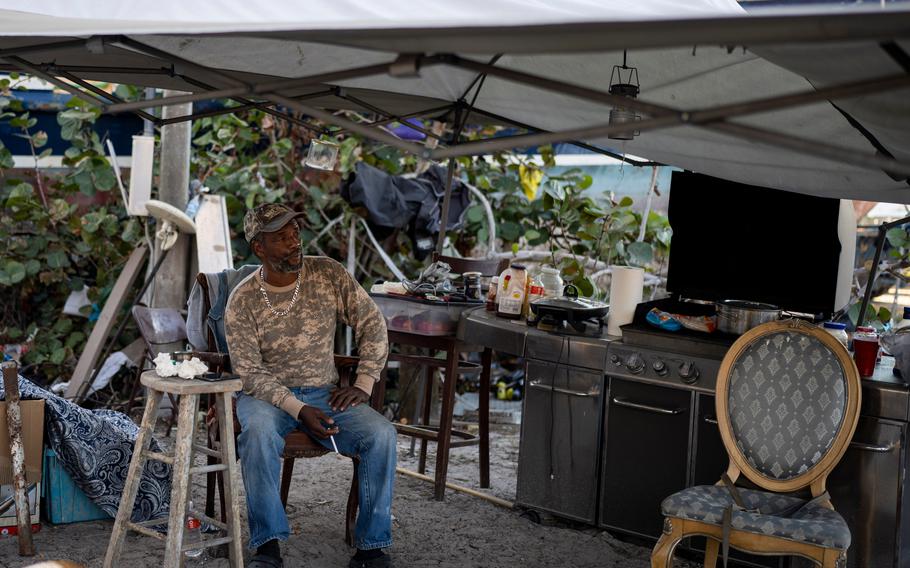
[0,482,40,528]
[0,399,45,485]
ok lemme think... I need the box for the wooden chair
[431,252,508,278]
[651,320,861,568]
[193,270,374,546]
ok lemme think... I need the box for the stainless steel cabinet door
[599,378,691,538]
[516,360,605,524]
[828,417,906,568]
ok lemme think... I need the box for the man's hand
[298,405,339,439]
[329,386,369,412]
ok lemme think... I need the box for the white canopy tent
[0,0,908,202]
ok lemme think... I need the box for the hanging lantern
[608,51,641,141]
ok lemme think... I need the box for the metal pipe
[264,93,428,156]
[441,55,910,175]
[1,55,105,107]
[396,467,514,509]
[0,38,92,59]
[689,73,910,124]
[436,157,458,253]
[103,61,403,114]
[709,122,910,179]
[432,115,679,159]
[157,88,335,125]
[332,103,454,136]
[337,91,446,141]
[436,105,467,253]
[177,75,329,135]
[856,214,910,326]
[113,36,247,88]
[30,64,176,76]
[2,361,35,556]
[468,106,658,166]
[55,69,160,124]
[444,54,672,118]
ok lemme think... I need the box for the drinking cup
[853,334,880,377]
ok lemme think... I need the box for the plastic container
[184,500,203,559]
[822,322,848,350]
[526,274,546,324]
[463,271,482,301]
[485,277,499,311]
[853,328,879,377]
[42,448,111,524]
[371,293,479,336]
[497,263,528,320]
[538,266,564,299]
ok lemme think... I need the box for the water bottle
[184,500,204,559]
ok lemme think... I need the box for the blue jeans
[236,386,397,550]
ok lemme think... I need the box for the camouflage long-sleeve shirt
[224,256,389,418]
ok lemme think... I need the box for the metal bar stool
[104,371,244,568]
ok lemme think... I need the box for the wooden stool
[104,372,244,568]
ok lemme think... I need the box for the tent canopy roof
[1,1,909,202]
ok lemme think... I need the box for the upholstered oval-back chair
[651,320,861,568]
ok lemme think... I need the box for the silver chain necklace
[258,266,301,317]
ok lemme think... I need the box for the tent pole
[432,115,679,159]
[709,122,910,179]
[53,69,160,124]
[1,55,106,108]
[157,89,334,126]
[177,75,331,135]
[436,157,458,255]
[469,106,658,166]
[336,91,446,142]
[435,105,467,254]
[857,215,910,326]
[439,55,910,173]
[332,104,454,137]
[102,59,432,114]
[265,93,427,156]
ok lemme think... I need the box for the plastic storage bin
[42,448,111,524]
[371,293,480,336]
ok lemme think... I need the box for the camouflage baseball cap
[243,203,306,242]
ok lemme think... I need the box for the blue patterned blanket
[1,375,171,523]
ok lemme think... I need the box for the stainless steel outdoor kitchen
[459,173,910,568]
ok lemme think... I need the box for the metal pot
[715,299,781,335]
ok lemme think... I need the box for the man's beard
[273,248,302,273]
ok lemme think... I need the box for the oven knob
[678,361,700,384]
[626,353,645,374]
[652,359,668,376]
[610,354,623,367]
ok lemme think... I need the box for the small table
[385,330,492,500]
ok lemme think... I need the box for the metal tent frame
[1,14,909,242]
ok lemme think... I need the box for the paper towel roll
[607,266,644,336]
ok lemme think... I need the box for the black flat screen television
[665,171,849,316]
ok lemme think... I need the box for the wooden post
[2,360,35,556]
[153,93,193,310]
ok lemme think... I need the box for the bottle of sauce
[526,273,546,325]
[497,263,528,320]
[485,276,499,311]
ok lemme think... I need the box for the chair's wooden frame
[651,319,861,568]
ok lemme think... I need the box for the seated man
[225,203,396,568]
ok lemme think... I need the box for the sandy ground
[0,418,698,568]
